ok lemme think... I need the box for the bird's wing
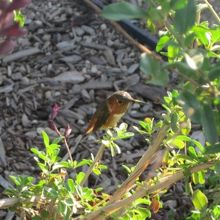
[85,104,109,134]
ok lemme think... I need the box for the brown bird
[85,91,143,134]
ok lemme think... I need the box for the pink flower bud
[50,103,61,120]
[64,124,72,137]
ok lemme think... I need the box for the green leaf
[76,159,92,168]
[192,189,208,210]
[200,103,218,144]
[140,54,169,86]
[205,143,220,154]
[169,138,185,149]
[170,112,179,132]
[31,148,47,161]
[156,35,170,52]
[208,66,220,80]
[101,2,146,21]
[93,168,101,176]
[193,25,211,47]
[180,91,202,123]
[75,172,85,185]
[168,62,196,77]
[42,131,50,148]
[188,146,198,159]
[192,171,205,185]
[14,10,25,27]
[171,0,188,10]
[37,162,48,173]
[173,0,196,34]
[66,179,75,192]
[167,44,180,61]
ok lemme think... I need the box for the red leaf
[7,0,31,12]
[1,23,27,37]
[150,197,160,214]
[0,0,10,10]
[0,38,16,54]
[0,12,14,30]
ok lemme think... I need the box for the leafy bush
[0,0,220,219]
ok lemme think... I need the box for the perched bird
[85,91,143,134]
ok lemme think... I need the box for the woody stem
[80,144,106,187]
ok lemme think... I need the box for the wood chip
[60,55,82,63]
[0,84,14,93]
[0,138,6,167]
[3,48,41,63]
[0,176,12,189]
[52,71,85,83]
[81,80,113,89]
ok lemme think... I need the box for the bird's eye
[117,99,123,104]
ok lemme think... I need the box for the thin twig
[108,125,168,203]
[62,135,83,161]
[63,137,73,161]
[51,121,73,161]
[84,161,215,219]
[204,0,220,24]
[80,144,106,187]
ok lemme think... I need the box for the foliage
[101,0,220,218]
[1,0,220,219]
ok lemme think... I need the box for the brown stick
[108,125,168,203]
[84,161,215,219]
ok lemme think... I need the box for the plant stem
[63,137,73,161]
[80,144,106,187]
[84,161,215,220]
[204,0,220,24]
[52,122,73,161]
[108,125,168,203]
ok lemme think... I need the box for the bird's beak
[126,97,145,104]
[132,99,145,104]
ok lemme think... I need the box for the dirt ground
[0,0,218,219]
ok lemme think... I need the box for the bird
[85,91,143,134]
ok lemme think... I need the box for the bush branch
[108,125,169,203]
[80,144,106,187]
[84,161,215,220]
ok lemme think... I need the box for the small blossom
[64,124,72,138]
[50,103,61,120]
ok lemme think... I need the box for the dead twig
[84,161,215,220]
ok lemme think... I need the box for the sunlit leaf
[102,2,146,21]
[192,190,208,210]
[173,0,196,34]
[75,172,85,185]
[42,131,50,148]
[200,103,218,144]
[140,54,169,86]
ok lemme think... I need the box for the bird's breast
[101,113,125,129]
